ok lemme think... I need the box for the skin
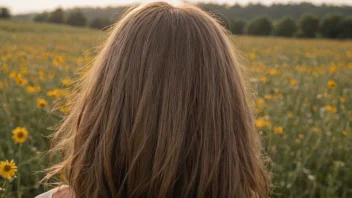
[52,186,73,198]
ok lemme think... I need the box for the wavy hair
[44,2,270,197]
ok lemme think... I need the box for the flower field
[0,20,351,198]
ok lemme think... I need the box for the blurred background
[0,0,351,198]
[1,0,352,37]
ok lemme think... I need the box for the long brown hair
[44,2,270,197]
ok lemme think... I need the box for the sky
[1,0,351,14]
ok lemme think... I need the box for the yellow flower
[325,105,337,113]
[248,53,256,60]
[12,127,29,143]
[289,79,298,86]
[9,71,17,79]
[256,118,265,128]
[328,65,337,73]
[287,112,293,118]
[342,130,348,136]
[256,117,271,128]
[259,76,268,83]
[59,106,70,115]
[340,96,347,103]
[264,94,273,100]
[0,160,17,180]
[255,98,266,108]
[47,89,70,98]
[327,80,336,89]
[36,98,48,108]
[298,133,304,139]
[267,68,279,75]
[295,138,301,144]
[61,78,74,86]
[16,77,28,86]
[26,85,41,93]
[274,127,283,135]
[312,105,318,111]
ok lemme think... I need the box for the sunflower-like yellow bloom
[0,160,17,180]
[12,127,29,143]
[36,98,48,108]
[274,127,283,135]
[327,80,336,89]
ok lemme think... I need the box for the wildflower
[12,127,29,143]
[328,65,337,73]
[289,79,297,86]
[298,133,304,139]
[325,105,337,113]
[36,98,48,108]
[264,94,273,100]
[259,76,268,83]
[47,89,70,98]
[267,68,279,75]
[256,117,270,129]
[0,160,17,180]
[59,106,70,115]
[274,127,283,135]
[15,77,27,86]
[287,112,293,118]
[255,98,266,108]
[295,138,301,144]
[256,118,265,129]
[342,130,348,136]
[47,89,59,97]
[248,53,256,60]
[61,78,74,86]
[26,85,41,93]
[327,80,336,89]
[312,105,318,111]
[340,96,347,103]
[9,71,17,79]
[49,72,56,79]
[312,71,319,77]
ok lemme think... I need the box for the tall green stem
[17,144,22,198]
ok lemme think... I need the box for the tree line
[226,15,352,38]
[13,2,352,21]
[32,8,111,30]
[1,5,352,38]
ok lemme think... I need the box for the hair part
[43,2,270,197]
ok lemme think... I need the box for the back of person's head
[44,2,270,197]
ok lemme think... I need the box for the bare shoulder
[52,185,74,198]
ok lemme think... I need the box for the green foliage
[246,16,273,36]
[229,19,246,35]
[212,13,230,30]
[320,14,344,39]
[197,2,352,21]
[0,7,11,19]
[338,17,352,38]
[298,14,320,38]
[48,8,64,24]
[66,9,87,27]
[13,3,352,22]
[89,18,111,30]
[274,17,297,37]
[33,12,49,23]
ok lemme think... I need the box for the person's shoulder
[36,185,72,198]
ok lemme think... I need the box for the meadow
[0,20,351,198]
